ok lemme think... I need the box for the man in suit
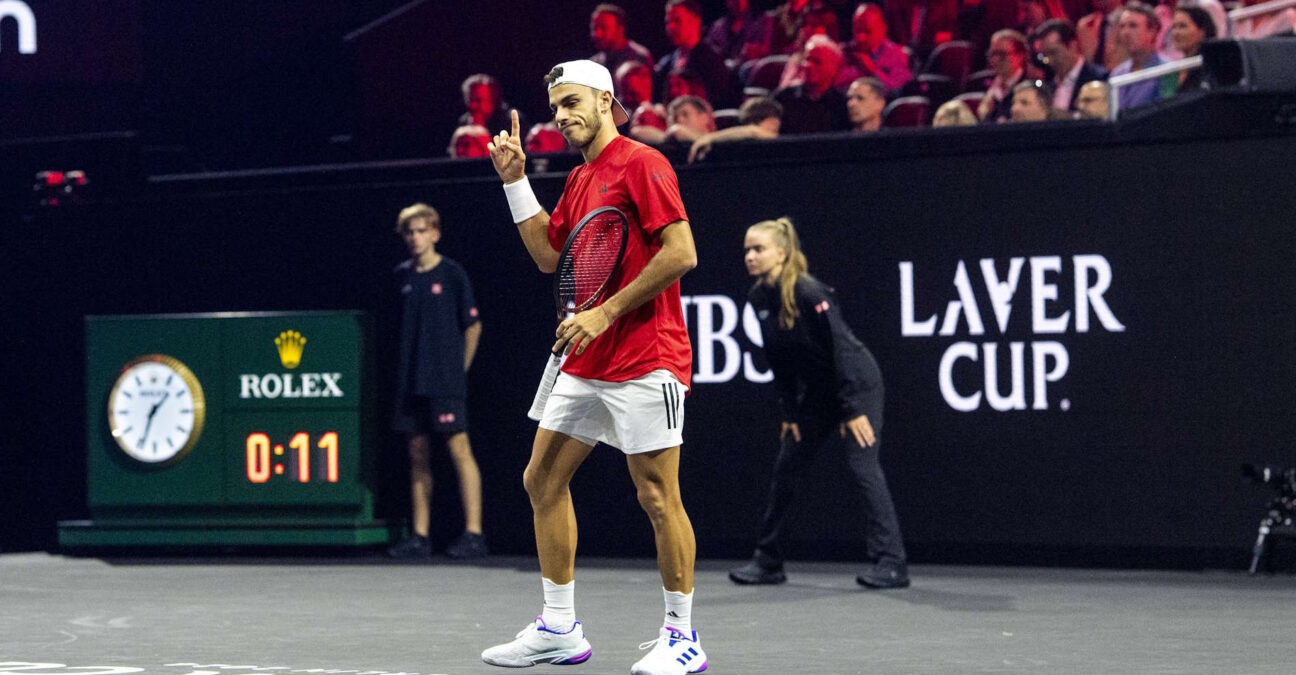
[656,0,737,107]
[1034,19,1107,113]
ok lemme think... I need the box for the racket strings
[558,217,625,311]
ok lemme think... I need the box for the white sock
[663,587,693,634]
[541,578,576,632]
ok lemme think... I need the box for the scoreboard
[58,311,397,548]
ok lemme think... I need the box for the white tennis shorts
[538,368,686,454]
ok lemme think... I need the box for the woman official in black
[728,217,910,589]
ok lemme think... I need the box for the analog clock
[107,354,206,464]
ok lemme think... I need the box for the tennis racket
[528,206,630,421]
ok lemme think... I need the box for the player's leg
[626,447,707,675]
[525,427,596,583]
[603,370,706,674]
[482,428,595,668]
[626,446,695,595]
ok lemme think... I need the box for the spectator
[447,125,491,158]
[959,0,1026,56]
[932,99,980,126]
[705,0,765,63]
[688,97,783,162]
[837,4,914,94]
[1154,0,1182,60]
[748,0,817,60]
[657,0,738,107]
[846,77,887,133]
[776,6,843,90]
[1232,0,1296,38]
[628,100,670,144]
[618,61,670,144]
[1034,19,1108,112]
[1009,79,1054,121]
[1110,3,1174,111]
[884,0,961,60]
[666,94,717,143]
[589,4,655,76]
[667,69,709,102]
[525,122,569,154]
[1169,6,1216,94]
[638,94,716,147]
[615,60,655,110]
[1078,0,1129,72]
[1179,0,1228,40]
[1075,80,1112,119]
[977,30,1030,122]
[773,35,851,134]
[457,74,526,136]
[1018,0,1055,37]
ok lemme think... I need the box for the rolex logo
[274,330,307,369]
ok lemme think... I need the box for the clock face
[108,355,206,464]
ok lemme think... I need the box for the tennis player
[481,60,707,675]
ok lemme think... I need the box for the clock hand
[148,391,171,418]
[138,392,171,447]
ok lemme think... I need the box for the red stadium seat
[882,96,931,128]
[745,54,792,90]
[899,74,957,107]
[964,68,995,92]
[923,41,976,89]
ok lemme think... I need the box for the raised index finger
[511,109,520,139]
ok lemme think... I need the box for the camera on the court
[1242,463,1296,496]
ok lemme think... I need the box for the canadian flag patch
[814,300,830,314]
[431,283,443,295]
[469,307,479,317]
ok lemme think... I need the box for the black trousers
[753,412,907,567]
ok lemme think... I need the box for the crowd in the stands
[446,0,1296,160]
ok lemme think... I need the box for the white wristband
[503,176,542,224]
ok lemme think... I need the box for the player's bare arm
[554,219,697,356]
[489,109,559,273]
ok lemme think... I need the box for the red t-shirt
[548,135,693,388]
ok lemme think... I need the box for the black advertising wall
[5,124,1296,565]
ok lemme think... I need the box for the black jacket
[1065,60,1108,110]
[748,274,884,424]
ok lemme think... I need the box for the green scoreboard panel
[58,311,398,548]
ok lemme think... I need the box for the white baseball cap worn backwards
[547,59,630,126]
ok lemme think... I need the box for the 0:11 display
[245,431,339,483]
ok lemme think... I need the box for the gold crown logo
[274,330,307,369]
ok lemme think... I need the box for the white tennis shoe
[630,626,707,674]
[481,616,593,668]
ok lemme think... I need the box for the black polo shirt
[772,84,851,134]
[394,257,479,399]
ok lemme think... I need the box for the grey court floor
[2,553,1295,675]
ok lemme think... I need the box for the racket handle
[527,352,563,422]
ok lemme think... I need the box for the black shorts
[393,396,468,435]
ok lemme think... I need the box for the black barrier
[5,104,1296,566]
